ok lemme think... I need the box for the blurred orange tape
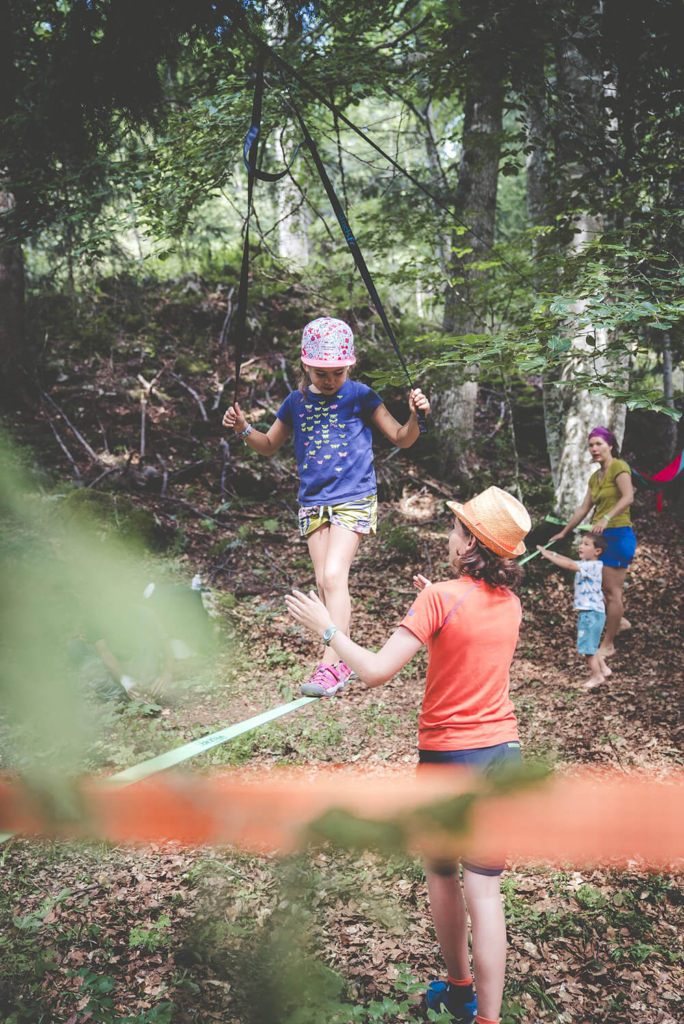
[1,768,683,869]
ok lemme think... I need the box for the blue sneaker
[424,980,477,1022]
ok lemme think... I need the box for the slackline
[518,515,591,565]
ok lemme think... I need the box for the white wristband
[237,424,252,439]
[120,675,137,693]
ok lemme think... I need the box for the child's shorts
[418,741,522,876]
[599,526,636,568]
[577,609,606,655]
[298,495,378,539]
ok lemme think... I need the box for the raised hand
[222,402,248,433]
[413,573,432,590]
[409,388,430,417]
[285,589,334,637]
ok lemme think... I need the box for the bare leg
[425,866,470,981]
[599,565,628,655]
[320,524,362,664]
[597,653,612,678]
[307,525,333,666]
[463,869,507,1021]
[307,524,361,667]
[582,654,605,688]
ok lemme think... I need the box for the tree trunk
[432,84,504,479]
[276,128,310,267]
[0,8,24,394]
[661,331,677,459]
[548,12,630,516]
[0,183,25,394]
[524,92,567,486]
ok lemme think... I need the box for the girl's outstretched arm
[223,402,291,456]
[285,589,423,687]
[371,388,430,448]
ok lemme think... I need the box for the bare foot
[582,676,605,689]
[602,665,613,678]
[618,616,631,632]
[598,644,616,658]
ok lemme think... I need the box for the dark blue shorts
[599,526,636,568]
[418,741,522,876]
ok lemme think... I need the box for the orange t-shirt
[400,576,521,751]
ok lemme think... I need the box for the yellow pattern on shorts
[298,495,378,538]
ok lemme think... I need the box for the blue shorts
[418,741,522,876]
[577,609,606,655]
[599,526,636,568]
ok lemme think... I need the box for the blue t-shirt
[276,381,383,505]
[574,560,605,613]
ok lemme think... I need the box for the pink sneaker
[336,661,356,685]
[300,662,345,697]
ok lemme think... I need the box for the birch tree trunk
[277,129,310,267]
[660,331,677,459]
[548,13,629,516]
[432,84,504,479]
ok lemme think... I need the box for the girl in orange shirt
[287,486,531,1024]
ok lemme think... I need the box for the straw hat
[446,486,531,558]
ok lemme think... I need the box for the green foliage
[69,969,175,1024]
[377,521,421,560]
[62,489,167,551]
[129,915,173,952]
[369,233,684,419]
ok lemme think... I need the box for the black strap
[274,55,427,434]
[233,58,303,405]
[242,60,302,183]
[231,59,260,407]
[225,0,533,293]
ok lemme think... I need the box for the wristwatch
[322,625,340,645]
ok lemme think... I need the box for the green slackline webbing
[0,695,318,845]
[518,538,558,566]
[107,695,317,787]
[518,515,592,566]
[545,515,591,531]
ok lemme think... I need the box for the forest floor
[1,292,683,1024]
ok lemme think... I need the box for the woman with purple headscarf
[549,427,635,658]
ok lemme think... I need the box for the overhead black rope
[225,0,536,291]
[272,52,427,434]
[232,55,303,405]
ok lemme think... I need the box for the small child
[537,533,612,689]
[223,316,430,696]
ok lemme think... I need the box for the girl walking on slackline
[549,427,635,658]
[286,485,531,1024]
[223,316,430,696]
